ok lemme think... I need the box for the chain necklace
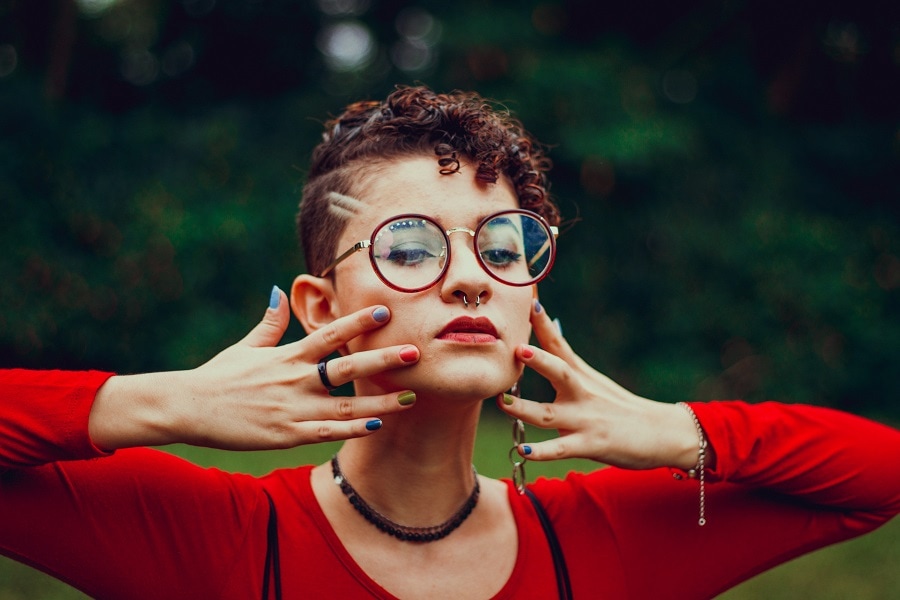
[331,454,480,543]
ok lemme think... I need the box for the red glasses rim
[365,209,557,293]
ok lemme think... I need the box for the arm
[501,300,899,598]
[2,287,420,468]
[0,289,421,597]
[499,298,900,502]
[584,401,898,598]
[89,288,420,451]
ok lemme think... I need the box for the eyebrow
[484,215,518,228]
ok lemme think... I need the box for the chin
[372,359,522,400]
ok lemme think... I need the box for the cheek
[505,292,534,345]
[340,294,422,355]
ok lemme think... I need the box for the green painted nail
[502,393,515,406]
[398,391,417,406]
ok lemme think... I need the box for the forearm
[635,399,714,471]
[88,371,191,451]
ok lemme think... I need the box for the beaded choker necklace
[330,454,480,543]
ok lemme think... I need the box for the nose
[438,230,492,307]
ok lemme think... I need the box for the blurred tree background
[1,0,898,422]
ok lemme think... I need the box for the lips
[437,317,499,343]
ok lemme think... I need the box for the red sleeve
[0,448,269,599]
[0,369,115,468]
[692,400,900,512]
[532,401,900,600]
[0,370,269,599]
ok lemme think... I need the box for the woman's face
[327,155,534,400]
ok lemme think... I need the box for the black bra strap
[261,490,283,600]
[525,487,573,600]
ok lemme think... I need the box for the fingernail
[268,285,281,309]
[534,299,542,314]
[398,391,416,406]
[552,317,563,336]
[372,306,390,322]
[520,346,535,359]
[399,346,419,363]
[522,445,533,456]
[366,419,383,431]
[502,393,515,406]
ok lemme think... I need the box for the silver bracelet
[676,402,708,526]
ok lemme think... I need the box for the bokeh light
[392,7,440,73]
[316,20,376,72]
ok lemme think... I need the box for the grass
[2,408,897,599]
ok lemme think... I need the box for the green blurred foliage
[1,0,898,421]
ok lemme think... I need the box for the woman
[2,86,898,599]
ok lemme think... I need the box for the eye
[386,244,439,267]
[480,247,522,268]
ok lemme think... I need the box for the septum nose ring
[461,292,482,308]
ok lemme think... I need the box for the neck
[334,391,485,527]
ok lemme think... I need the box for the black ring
[317,359,337,391]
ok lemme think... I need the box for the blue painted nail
[269,286,281,309]
[534,299,543,314]
[522,445,532,456]
[366,419,383,431]
[372,307,390,322]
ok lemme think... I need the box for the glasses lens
[371,217,447,291]
[477,212,554,285]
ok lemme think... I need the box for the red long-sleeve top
[1,369,898,599]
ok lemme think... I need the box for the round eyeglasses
[319,209,559,292]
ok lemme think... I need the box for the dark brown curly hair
[297,85,559,276]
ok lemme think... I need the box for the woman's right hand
[88,287,419,451]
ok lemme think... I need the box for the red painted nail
[520,346,535,359]
[399,346,419,362]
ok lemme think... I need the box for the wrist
[675,401,709,526]
[89,371,185,450]
[662,401,708,471]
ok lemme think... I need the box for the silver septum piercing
[462,293,482,308]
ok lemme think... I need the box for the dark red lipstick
[437,317,499,343]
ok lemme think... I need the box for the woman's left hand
[497,300,701,471]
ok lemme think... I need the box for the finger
[239,286,290,348]
[513,344,578,397]
[496,393,571,432]
[278,417,390,447]
[303,305,392,359]
[530,301,621,391]
[515,437,581,462]
[319,344,420,389]
[530,300,579,363]
[319,390,418,421]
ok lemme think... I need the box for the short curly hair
[297,85,559,276]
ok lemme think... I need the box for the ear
[291,274,339,335]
